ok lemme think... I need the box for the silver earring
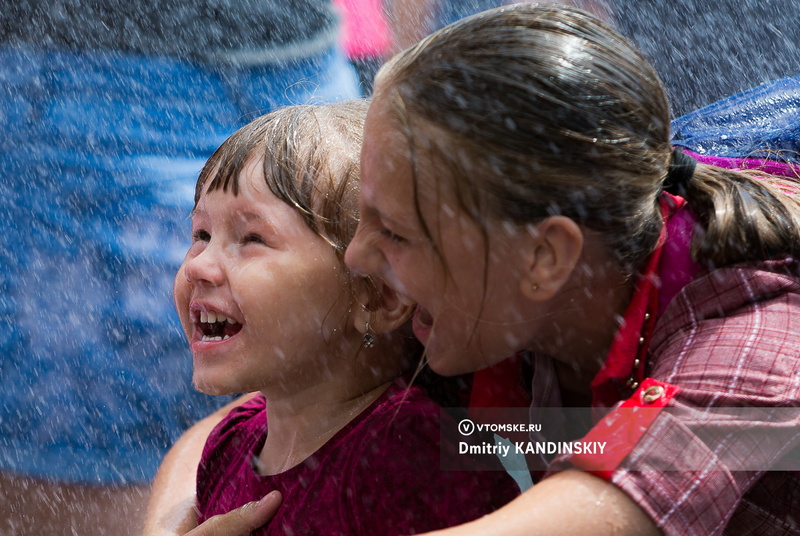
[362,321,375,349]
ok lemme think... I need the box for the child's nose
[183,246,226,287]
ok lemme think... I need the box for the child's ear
[353,277,415,335]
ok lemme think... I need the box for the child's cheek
[173,265,191,338]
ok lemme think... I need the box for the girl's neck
[254,342,404,475]
[255,379,393,475]
[538,242,636,403]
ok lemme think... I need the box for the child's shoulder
[196,395,267,510]
[200,395,267,471]
[346,378,477,463]
[208,395,267,445]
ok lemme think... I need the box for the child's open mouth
[197,311,243,342]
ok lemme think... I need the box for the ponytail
[675,157,800,267]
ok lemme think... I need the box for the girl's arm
[142,393,259,536]
[158,469,659,536]
[423,469,660,536]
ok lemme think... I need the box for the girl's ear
[519,216,584,302]
[353,277,415,335]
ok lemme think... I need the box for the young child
[172,100,519,535]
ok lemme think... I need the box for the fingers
[185,491,282,536]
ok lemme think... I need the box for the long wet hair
[376,3,800,274]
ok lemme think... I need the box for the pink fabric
[197,380,520,535]
[469,352,532,409]
[657,199,704,317]
[684,149,800,180]
[333,0,391,59]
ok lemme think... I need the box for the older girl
[344,4,800,535]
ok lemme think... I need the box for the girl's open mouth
[197,311,243,342]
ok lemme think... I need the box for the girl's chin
[192,371,242,396]
[192,381,231,396]
[424,351,470,377]
[424,339,504,378]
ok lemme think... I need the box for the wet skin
[345,92,545,376]
[345,88,635,395]
[174,158,353,397]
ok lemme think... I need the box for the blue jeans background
[435,0,507,27]
[671,75,800,161]
[0,46,359,484]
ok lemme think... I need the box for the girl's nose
[345,224,383,278]
[182,246,226,287]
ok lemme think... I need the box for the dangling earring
[362,321,375,349]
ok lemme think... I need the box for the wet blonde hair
[193,99,426,376]
[195,100,368,261]
[377,3,800,273]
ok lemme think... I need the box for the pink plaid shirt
[470,165,800,533]
[551,195,800,534]
[595,260,800,535]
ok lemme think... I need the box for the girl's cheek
[173,275,185,314]
[390,249,422,280]
[173,265,193,313]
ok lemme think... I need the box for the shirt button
[642,385,665,404]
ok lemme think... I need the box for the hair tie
[663,148,697,195]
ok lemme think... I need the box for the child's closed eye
[241,233,268,246]
[193,229,211,242]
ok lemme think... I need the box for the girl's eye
[380,227,406,244]
[193,229,211,242]
[241,233,267,246]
